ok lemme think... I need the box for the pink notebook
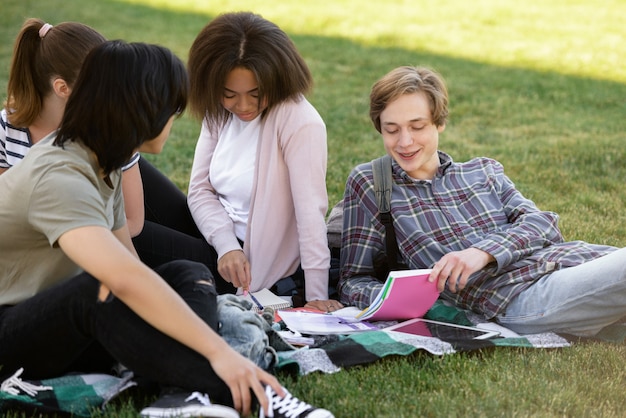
[356,269,440,321]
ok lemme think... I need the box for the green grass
[2,0,626,416]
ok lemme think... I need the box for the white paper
[279,310,379,335]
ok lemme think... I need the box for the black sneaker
[260,386,334,418]
[140,391,239,418]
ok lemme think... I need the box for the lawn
[2,0,625,416]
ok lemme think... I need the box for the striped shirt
[1,108,139,171]
[0,109,31,168]
[339,151,616,319]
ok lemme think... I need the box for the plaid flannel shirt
[339,151,616,319]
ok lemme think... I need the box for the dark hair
[4,18,106,127]
[370,66,449,133]
[187,11,312,126]
[55,40,188,175]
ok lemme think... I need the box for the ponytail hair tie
[39,23,53,38]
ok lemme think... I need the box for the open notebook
[355,269,439,321]
[240,288,292,313]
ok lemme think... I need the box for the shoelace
[267,386,312,418]
[0,368,53,397]
[185,391,212,406]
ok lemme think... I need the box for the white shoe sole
[140,404,240,418]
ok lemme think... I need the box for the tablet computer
[384,318,501,340]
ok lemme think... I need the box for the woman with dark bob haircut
[181,11,342,314]
[0,40,333,417]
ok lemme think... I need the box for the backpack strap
[372,155,401,270]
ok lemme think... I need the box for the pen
[242,286,263,310]
[249,292,264,311]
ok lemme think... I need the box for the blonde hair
[370,66,449,133]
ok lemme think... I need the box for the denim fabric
[497,247,626,336]
[216,294,290,371]
[0,260,235,407]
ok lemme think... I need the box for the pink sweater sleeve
[187,121,241,258]
[283,117,330,301]
[247,98,331,301]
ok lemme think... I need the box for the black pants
[131,157,235,294]
[0,260,236,406]
[132,158,317,301]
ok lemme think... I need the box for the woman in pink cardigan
[187,12,342,312]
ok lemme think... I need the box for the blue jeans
[496,247,626,336]
[0,260,235,406]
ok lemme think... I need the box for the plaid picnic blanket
[0,368,136,417]
[2,302,622,415]
[276,300,625,376]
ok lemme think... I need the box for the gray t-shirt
[0,133,125,305]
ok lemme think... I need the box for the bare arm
[58,226,283,415]
[121,163,145,237]
[112,225,139,259]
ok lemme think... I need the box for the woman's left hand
[305,299,344,313]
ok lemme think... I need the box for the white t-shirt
[209,115,260,241]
